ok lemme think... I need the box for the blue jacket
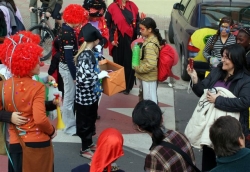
[210,148,250,172]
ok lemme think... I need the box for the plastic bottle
[132,42,140,67]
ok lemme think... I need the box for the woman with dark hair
[187,43,250,171]
[203,16,236,67]
[133,17,163,104]
[132,100,196,172]
[236,27,250,70]
[105,0,140,95]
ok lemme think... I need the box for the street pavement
[0,0,198,172]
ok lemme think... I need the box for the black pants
[75,101,98,151]
[202,145,216,171]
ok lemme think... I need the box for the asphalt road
[174,89,202,170]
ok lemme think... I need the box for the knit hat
[83,0,107,17]
[0,31,43,77]
[63,4,89,24]
[81,23,103,42]
[90,128,124,172]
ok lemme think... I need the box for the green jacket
[134,35,159,82]
[210,148,250,172]
[29,0,63,13]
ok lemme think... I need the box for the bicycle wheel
[29,25,55,61]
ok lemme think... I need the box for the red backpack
[141,42,180,82]
[157,44,179,82]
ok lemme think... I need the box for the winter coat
[185,87,240,149]
[191,66,250,147]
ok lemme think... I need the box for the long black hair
[219,43,246,83]
[132,100,164,145]
[209,16,234,50]
[140,17,165,46]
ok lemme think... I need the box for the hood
[90,128,124,172]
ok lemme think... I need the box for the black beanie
[81,23,103,42]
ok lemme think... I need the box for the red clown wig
[0,31,43,77]
[63,4,89,24]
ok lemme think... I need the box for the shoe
[97,115,101,120]
[123,90,129,95]
[80,148,94,159]
[89,143,97,151]
[72,133,77,136]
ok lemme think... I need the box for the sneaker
[88,143,97,151]
[80,149,94,159]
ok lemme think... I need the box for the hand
[112,41,118,47]
[210,57,220,67]
[53,97,62,107]
[11,112,27,126]
[186,64,198,84]
[45,12,51,18]
[29,7,35,13]
[207,91,220,103]
[47,75,55,82]
[98,70,110,79]
[95,45,102,53]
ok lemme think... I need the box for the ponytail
[151,126,165,145]
[154,28,164,46]
[74,41,87,65]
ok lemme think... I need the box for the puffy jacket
[192,66,250,147]
[134,35,159,81]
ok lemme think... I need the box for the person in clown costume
[105,0,140,95]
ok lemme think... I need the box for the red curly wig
[63,4,89,24]
[0,31,43,77]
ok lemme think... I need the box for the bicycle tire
[29,25,55,61]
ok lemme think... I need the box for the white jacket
[184,87,240,149]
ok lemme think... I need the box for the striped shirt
[203,34,236,62]
[145,130,196,172]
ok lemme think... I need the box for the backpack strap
[141,41,160,60]
[160,141,201,172]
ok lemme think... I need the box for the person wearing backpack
[0,0,24,36]
[133,17,163,104]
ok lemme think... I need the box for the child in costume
[82,0,109,120]
[57,4,88,135]
[72,128,125,172]
[74,23,109,159]
[0,31,56,172]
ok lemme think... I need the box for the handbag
[160,141,201,172]
[0,80,7,155]
[10,78,54,172]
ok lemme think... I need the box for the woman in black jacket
[187,43,250,171]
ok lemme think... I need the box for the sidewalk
[0,1,177,171]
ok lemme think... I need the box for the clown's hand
[95,45,102,53]
[98,71,110,79]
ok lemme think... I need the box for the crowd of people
[0,0,250,172]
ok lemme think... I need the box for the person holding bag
[187,44,250,171]
[0,31,56,172]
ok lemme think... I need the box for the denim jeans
[59,66,76,135]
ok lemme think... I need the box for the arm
[134,43,158,74]
[29,0,37,7]
[45,100,57,111]
[214,81,250,112]
[48,52,60,76]
[105,11,115,43]
[0,110,12,123]
[76,53,99,88]
[32,85,54,136]
[203,36,214,62]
